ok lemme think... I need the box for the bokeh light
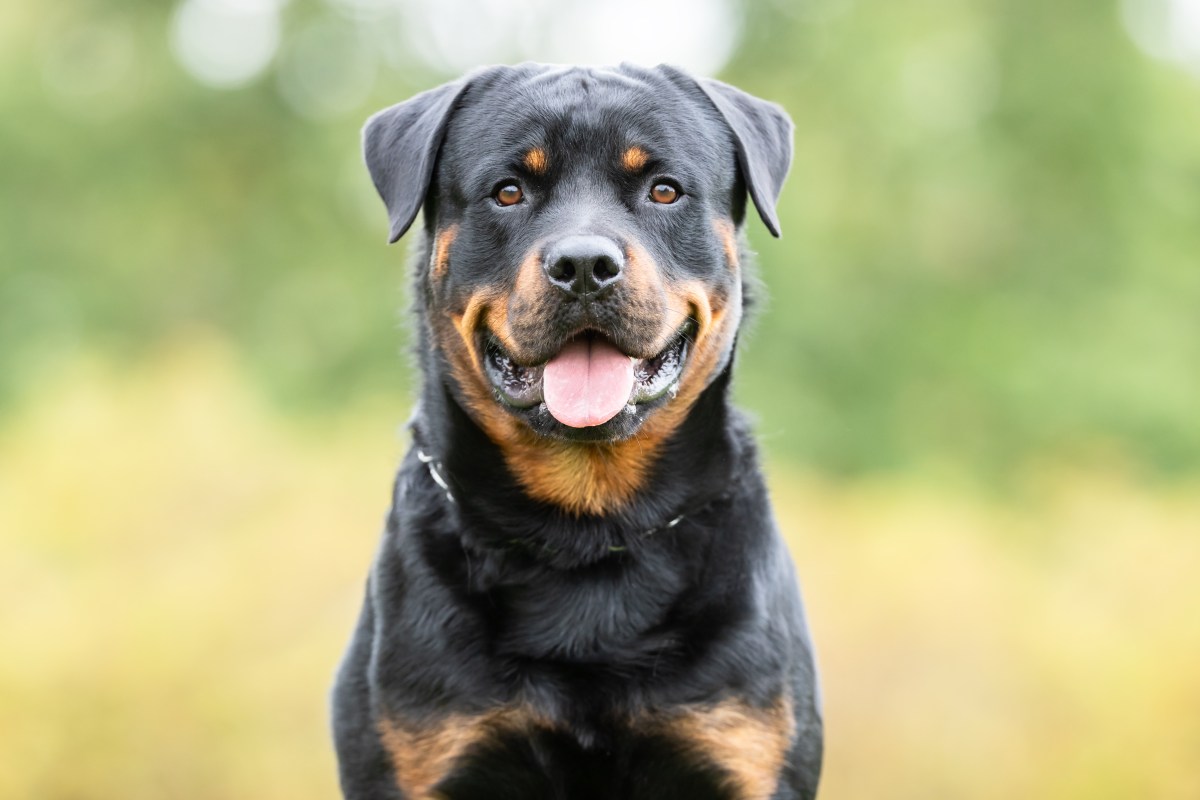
[170,0,287,88]
[387,0,740,77]
[276,16,378,119]
[1121,0,1200,74]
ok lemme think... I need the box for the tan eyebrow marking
[523,147,549,174]
[622,145,649,172]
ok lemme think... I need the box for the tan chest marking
[638,695,796,800]
[378,707,544,799]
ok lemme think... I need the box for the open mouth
[482,323,693,430]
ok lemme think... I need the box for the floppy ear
[363,79,470,243]
[695,78,794,238]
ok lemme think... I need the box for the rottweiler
[332,63,822,800]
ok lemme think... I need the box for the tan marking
[712,218,739,271]
[633,276,740,452]
[504,438,658,516]
[639,696,796,800]
[495,243,670,514]
[432,241,740,517]
[511,247,547,307]
[445,289,654,516]
[622,241,667,303]
[379,707,546,799]
[442,287,518,438]
[431,224,458,280]
[523,147,549,175]
[622,145,649,172]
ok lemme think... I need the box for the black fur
[333,63,821,799]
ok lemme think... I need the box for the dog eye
[494,184,524,206]
[649,182,680,204]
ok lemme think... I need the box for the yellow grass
[2,337,1198,799]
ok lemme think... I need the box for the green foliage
[3,0,1198,480]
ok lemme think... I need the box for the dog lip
[630,323,692,404]
[480,322,694,414]
[482,334,546,408]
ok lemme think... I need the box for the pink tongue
[543,338,635,428]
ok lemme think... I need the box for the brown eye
[495,184,523,206]
[650,182,680,204]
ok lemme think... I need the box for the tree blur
[2,0,1198,798]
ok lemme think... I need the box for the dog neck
[407,361,749,564]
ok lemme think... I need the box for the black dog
[333,63,822,800]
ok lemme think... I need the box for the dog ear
[694,77,794,238]
[363,79,471,243]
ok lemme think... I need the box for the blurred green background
[3,0,1199,797]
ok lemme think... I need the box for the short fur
[334,63,822,800]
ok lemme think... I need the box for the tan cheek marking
[622,145,649,172]
[431,224,459,281]
[504,249,733,515]
[523,147,549,175]
[638,696,796,800]
[492,243,660,515]
[487,250,658,514]
[623,242,668,302]
[487,242,667,515]
[432,243,736,517]
[450,290,494,369]
[513,247,544,299]
[439,289,524,445]
[379,708,545,799]
[712,218,739,271]
[637,278,740,447]
[504,247,550,343]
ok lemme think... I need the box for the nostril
[593,256,620,284]
[545,257,576,287]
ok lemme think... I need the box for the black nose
[543,235,625,298]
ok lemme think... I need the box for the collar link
[416,449,456,504]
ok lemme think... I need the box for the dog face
[364,64,792,511]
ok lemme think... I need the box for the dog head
[364,64,791,511]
